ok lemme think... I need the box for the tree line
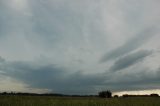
[98,90,159,98]
[0,92,97,97]
[0,90,159,98]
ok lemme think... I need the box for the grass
[0,96,160,106]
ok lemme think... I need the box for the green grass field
[0,96,160,106]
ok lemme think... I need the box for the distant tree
[150,94,159,97]
[122,94,129,98]
[114,95,119,98]
[1,92,7,95]
[98,90,112,98]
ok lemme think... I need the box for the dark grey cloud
[0,55,160,94]
[106,68,160,91]
[110,50,152,72]
[0,58,106,94]
[100,26,158,63]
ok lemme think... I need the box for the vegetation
[0,95,160,106]
[98,90,112,98]
[0,91,159,106]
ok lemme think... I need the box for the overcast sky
[0,0,160,95]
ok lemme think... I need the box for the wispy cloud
[109,50,153,72]
[100,27,158,63]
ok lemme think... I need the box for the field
[0,96,160,106]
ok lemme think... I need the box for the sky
[0,0,160,95]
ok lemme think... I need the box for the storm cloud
[1,56,160,94]
[0,0,160,94]
[0,58,106,94]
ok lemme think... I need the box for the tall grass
[0,96,160,106]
